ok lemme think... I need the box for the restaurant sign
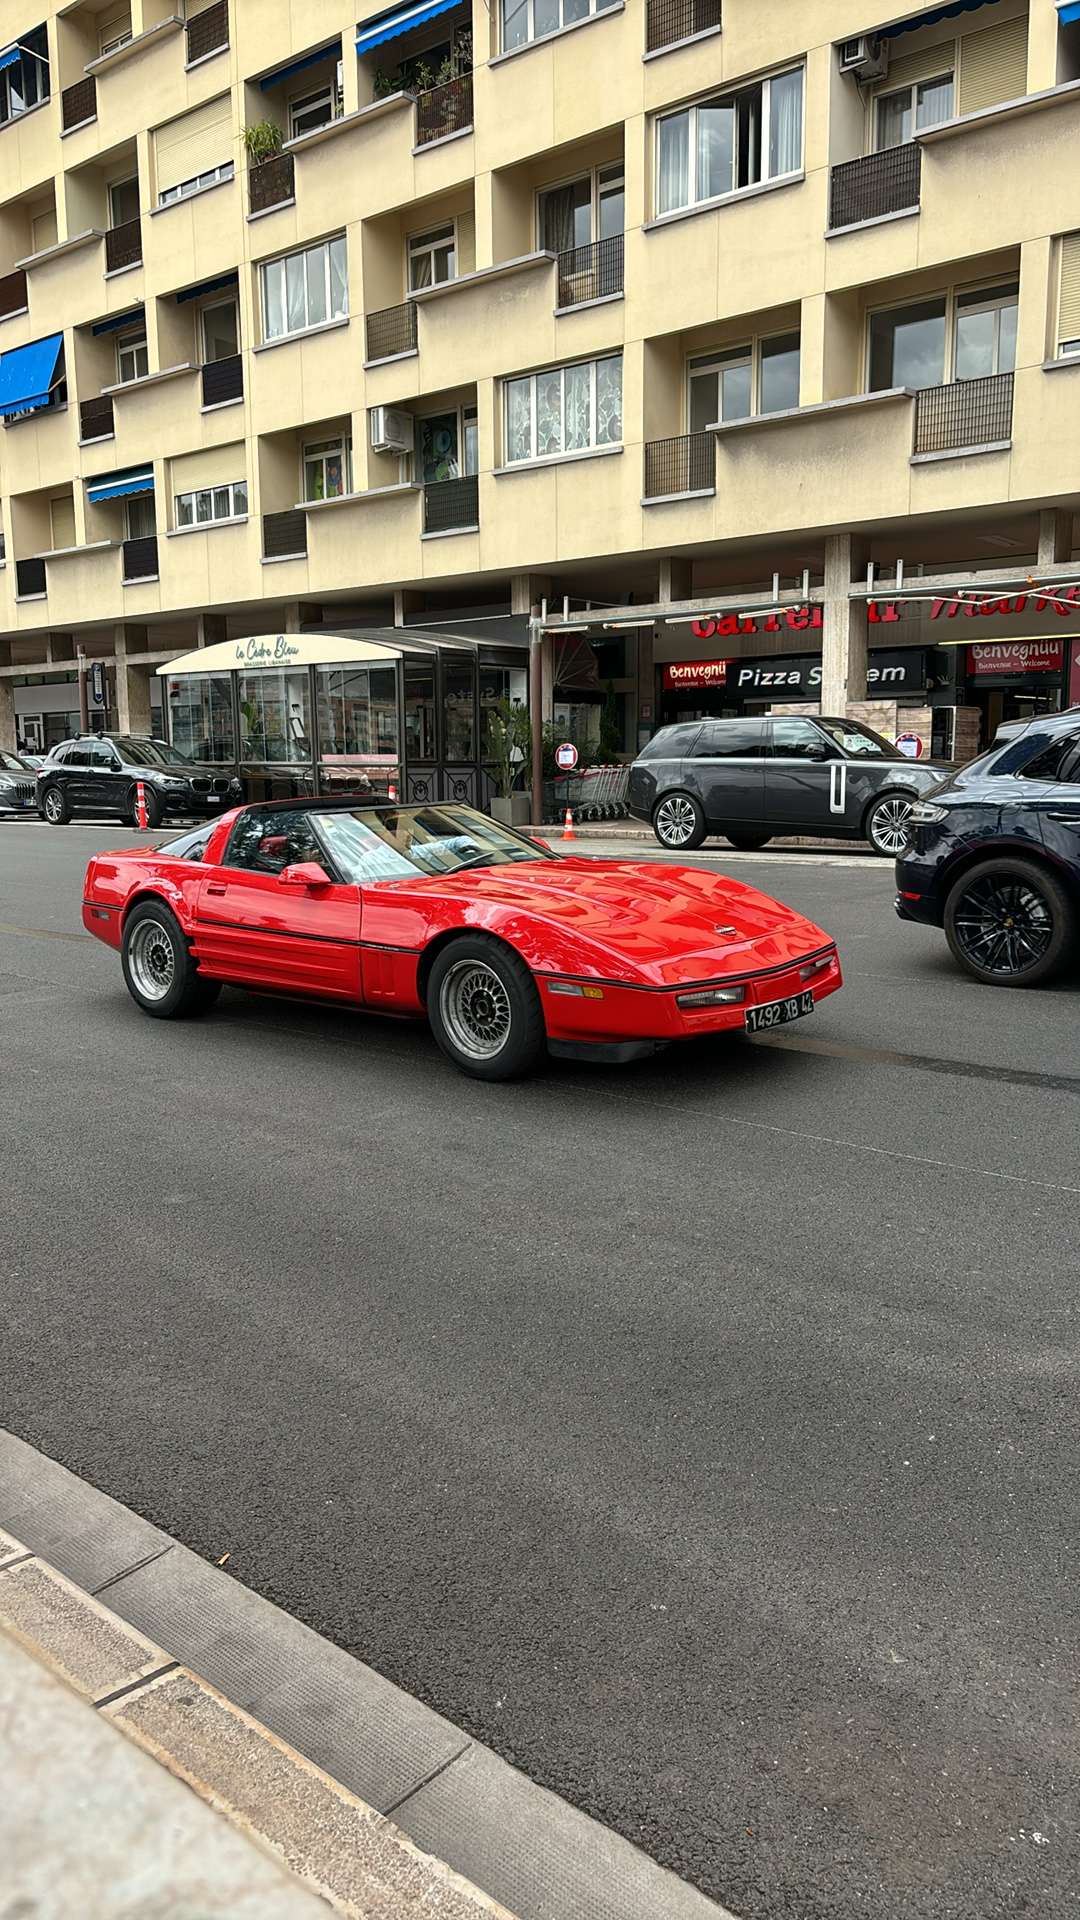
[664,650,928,694]
[967,640,1065,676]
[690,585,1080,644]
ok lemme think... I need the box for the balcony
[913,371,1014,456]
[122,535,158,581]
[201,355,243,407]
[248,152,294,216]
[15,558,47,598]
[829,145,921,232]
[643,432,714,500]
[423,473,478,534]
[415,71,473,147]
[61,76,96,131]
[105,217,142,274]
[186,0,229,64]
[645,0,721,54]
[557,234,623,309]
[79,395,114,441]
[366,301,418,363]
[263,510,307,559]
[0,268,28,319]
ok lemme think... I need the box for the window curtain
[540,185,576,254]
[658,112,690,214]
[768,69,803,178]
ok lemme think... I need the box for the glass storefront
[169,672,235,763]
[317,664,399,795]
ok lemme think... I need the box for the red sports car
[82,799,842,1080]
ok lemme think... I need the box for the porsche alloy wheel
[653,793,707,851]
[427,935,545,1081]
[944,859,1077,987]
[866,794,915,857]
[121,900,222,1020]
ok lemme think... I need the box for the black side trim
[194,915,360,948]
[360,941,422,956]
[536,943,836,995]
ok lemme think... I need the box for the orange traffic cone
[561,807,576,842]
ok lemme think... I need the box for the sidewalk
[528,821,876,852]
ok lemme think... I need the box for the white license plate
[744,989,815,1032]
[205,796,221,805]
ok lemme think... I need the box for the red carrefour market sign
[663,660,731,690]
[967,640,1065,675]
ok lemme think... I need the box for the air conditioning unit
[370,406,414,455]
[838,34,888,79]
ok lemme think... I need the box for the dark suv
[37,735,241,828]
[628,715,950,856]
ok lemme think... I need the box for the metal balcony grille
[415,70,473,146]
[248,152,294,215]
[15,558,46,598]
[61,76,96,130]
[645,0,721,54]
[423,474,479,534]
[79,395,114,440]
[123,536,158,581]
[186,0,229,64]
[913,371,1014,455]
[263,510,307,559]
[105,216,142,273]
[829,144,921,230]
[0,268,27,317]
[643,433,714,499]
[557,233,623,308]
[201,355,243,407]
[365,301,417,362]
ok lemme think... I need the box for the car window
[89,741,118,768]
[637,725,702,760]
[62,745,90,768]
[113,737,193,768]
[224,809,325,875]
[769,718,835,760]
[692,721,767,759]
[158,823,217,862]
[0,750,27,772]
[1015,731,1080,781]
[815,718,895,758]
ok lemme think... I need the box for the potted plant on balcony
[243,119,283,166]
[489,698,532,828]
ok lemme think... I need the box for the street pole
[77,648,90,732]
[529,602,543,829]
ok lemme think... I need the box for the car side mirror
[278,862,332,890]
[807,741,831,761]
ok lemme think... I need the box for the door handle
[205,883,227,895]
[1045,810,1080,822]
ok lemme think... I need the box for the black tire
[426,933,546,1081]
[652,792,708,851]
[725,831,773,851]
[944,858,1078,987]
[121,899,222,1019]
[865,791,916,857]
[41,785,71,825]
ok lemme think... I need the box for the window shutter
[170,442,246,494]
[958,14,1028,115]
[456,210,476,275]
[1059,233,1080,348]
[50,497,76,550]
[154,95,232,194]
[880,38,955,93]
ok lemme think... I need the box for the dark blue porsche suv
[895,709,1080,986]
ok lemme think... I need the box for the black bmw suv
[37,735,241,828]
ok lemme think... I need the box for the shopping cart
[542,764,630,823]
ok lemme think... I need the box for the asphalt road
[2,820,1078,1920]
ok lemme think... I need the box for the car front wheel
[652,793,707,851]
[865,792,915,857]
[121,900,222,1019]
[427,934,545,1081]
[41,785,71,825]
[944,859,1078,987]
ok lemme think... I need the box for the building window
[175,479,247,527]
[158,160,233,206]
[868,283,1017,392]
[0,23,49,125]
[289,69,342,139]
[416,406,478,482]
[538,165,624,250]
[116,327,148,384]
[408,223,455,291]
[656,68,803,218]
[261,236,348,341]
[201,299,239,362]
[303,436,352,501]
[504,354,622,463]
[126,495,155,540]
[501,0,617,54]
[98,12,132,56]
[1057,233,1080,359]
[109,176,140,226]
[869,298,946,391]
[875,72,953,149]
[954,284,1018,379]
[688,330,801,427]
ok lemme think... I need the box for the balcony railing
[263,510,307,559]
[61,75,96,130]
[105,216,142,274]
[365,301,417,362]
[15,558,47,598]
[0,268,28,317]
[186,0,229,64]
[415,70,473,147]
[201,355,243,407]
[423,473,479,534]
[557,233,623,309]
[248,152,294,216]
[123,535,158,581]
[913,371,1014,456]
[645,0,721,54]
[79,395,114,441]
[829,143,922,231]
[643,433,715,499]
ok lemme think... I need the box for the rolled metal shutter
[880,39,955,94]
[456,210,476,276]
[1059,233,1080,350]
[957,14,1028,115]
[155,95,232,194]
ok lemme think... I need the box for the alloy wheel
[869,796,914,856]
[655,796,698,847]
[127,917,177,1001]
[951,874,1054,978]
[438,959,513,1060]
[44,789,64,823]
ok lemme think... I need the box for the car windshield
[156,823,217,861]
[0,750,30,772]
[313,805,554,883]
[815,719,898,758]
[114,738,193,768]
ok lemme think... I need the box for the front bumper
[539,948,842,1045]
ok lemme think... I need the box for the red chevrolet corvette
[82,798,842,1080]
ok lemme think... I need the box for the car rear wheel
[427,934,545,1081]
[652,793,707,851]
[725,831,773,851]
[126,784,162,829]
[944,859,1077,987]
[121,900,222,1019]
[865,792,915,857]
[41,785,71,825]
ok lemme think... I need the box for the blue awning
[86,467,155,504]
[0,334,64,418]
[92,306,144,336]
[176,270,239,305]
[259,38,340,90]
[882,0,999,37]
[356,0,459,57]
[0,44,21,71]
[1059,0,1080,23]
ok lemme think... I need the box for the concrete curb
[0,1429,738,1920]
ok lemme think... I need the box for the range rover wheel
[652,793,707,851]
[865,792,916,857]
[41,785,71,825]
[944,859,1077,987]
[121,900,221,1019]
[427,934,545,1081]
[725,831,773,851]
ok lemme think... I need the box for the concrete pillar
[1038,508,1073,568]
[116,660,153,734]
[658,557,693,604]
[821,532,869,714]
[510,574,551,616]
[394,589,424,626]
[46,632,75,662]
[0,679,15,753]
[199,612,227,647]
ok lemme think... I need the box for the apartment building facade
[1,0,1079,798]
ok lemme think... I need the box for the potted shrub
[242,119,283,166]
[488,698,532,827]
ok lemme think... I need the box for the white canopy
[157,633,402,676]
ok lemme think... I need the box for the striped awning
[259,39,340,90]
[0,44,21,72]
[86,467,155,504]
[356,0,460,57]
[92,307,144,337]
[882,0,1000,37]
[0,334,63,418]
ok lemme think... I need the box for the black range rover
[37,735,242,828]
[628,714,952,856]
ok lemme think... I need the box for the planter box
[491,793,531,827]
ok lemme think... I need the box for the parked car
[0,749,40,815]
[896,708,1080,985]
[628,715,951,857]
[82,798,843,1081]
[36,734,242,827]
